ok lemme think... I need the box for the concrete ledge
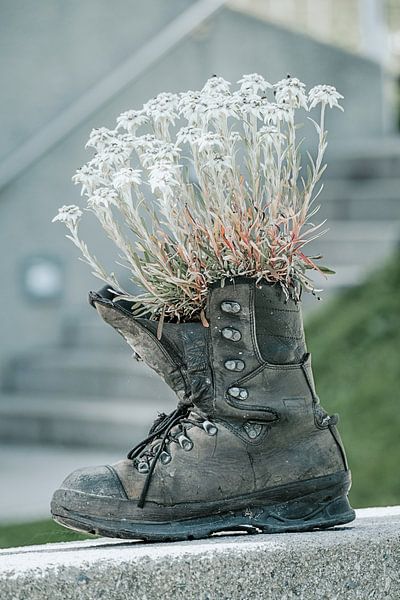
[1,507,399,600]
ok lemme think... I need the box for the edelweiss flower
[258,125,284,142]
[148,162,180,195]
[194,132,224,153]
[112,168,142,190]
[52,205,82,225]
[86,127,117,151]
[117,110,149,132]
[202,94,234,122]
[87,187,119,210]
[140,142,180,168]
[231,91,265,119]
[274,77,308,110]
[144,92,179,125]
[176,126,202,146]
[72,164,106,196]
[308,85,344,111]
[207,154,232,172]
[177,91,203,123]
[201,76,231,96]
[101,139,132,167]
[237,73,272,94]
[261,102,292,125]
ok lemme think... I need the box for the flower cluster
[54,73,343,320]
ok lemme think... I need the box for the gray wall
[0,2,388,377]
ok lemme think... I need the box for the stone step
[327,136,400,179]
[0,507,399,599]
[61,312,130,350]
[0,392,176,449]
[3,348,173,398]
[319,178,400,220]
[307,220,400,271]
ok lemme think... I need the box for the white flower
[86,127,117,151]
[237,73,272,94]
[261,102,292,124]
[202,94,235,121]
[177,91,204,122]
[274,76,308,109]
[148,162,180,195]
[116,110,149,132]
[201,76,231,96]
[258,126,285,144]
[52,205,82,226]
[133,133,159,152]
[194,132,224,153]
[72,164,107,196]
[308,85,344,111]
[100,139,132,167]
[206,154,232,172]
[176,126,202,146]
[231,91,265,119]
[87,187,119,210]
[144,92,179,125]
[112,168,142,190]
[140,142,180,168]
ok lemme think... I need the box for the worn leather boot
[51,279,355,541]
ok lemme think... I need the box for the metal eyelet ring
[178,434,193,451]
[228,386,248,400]
[160,451,171,465]
[202,420,218,436]
[137,461,149,474]
[222,327,241,342]
[224,359,245,372]
[220,301,241,314]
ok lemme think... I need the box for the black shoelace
[127,407,217,508]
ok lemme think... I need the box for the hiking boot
[51,279,355,541]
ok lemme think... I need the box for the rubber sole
[51,471,356,542]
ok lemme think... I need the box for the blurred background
[0,0,399,546]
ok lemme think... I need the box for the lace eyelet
[202,420,218,435]
[224,359,245,372]
[228,386,248,400]
[160,451,171,465]
[137,461,150,474]
[222,327,241,342]
[178,434,193,451]
[220,301,241,314]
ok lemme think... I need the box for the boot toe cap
[60,465,127,499]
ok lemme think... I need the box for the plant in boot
[53,74,343,321]
[51,74,354,541]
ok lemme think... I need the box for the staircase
[304,138,400,306]
[0,313,176,451]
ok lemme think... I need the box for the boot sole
[51,471,355,542]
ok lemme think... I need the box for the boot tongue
[89,290,188,398]
[90,287,214,415]
[177,323,215,418]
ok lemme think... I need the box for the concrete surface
[0,507,399,600]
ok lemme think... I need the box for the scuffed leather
[65,279,351,517]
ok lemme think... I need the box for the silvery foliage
[53,74,343,320]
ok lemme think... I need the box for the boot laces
[127,407,217,508]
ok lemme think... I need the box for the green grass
[1,254,399,548]
[0,519,92,549]
[307,252,400,508]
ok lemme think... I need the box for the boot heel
[253,493,355,533]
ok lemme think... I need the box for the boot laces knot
[127,408,218,508]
